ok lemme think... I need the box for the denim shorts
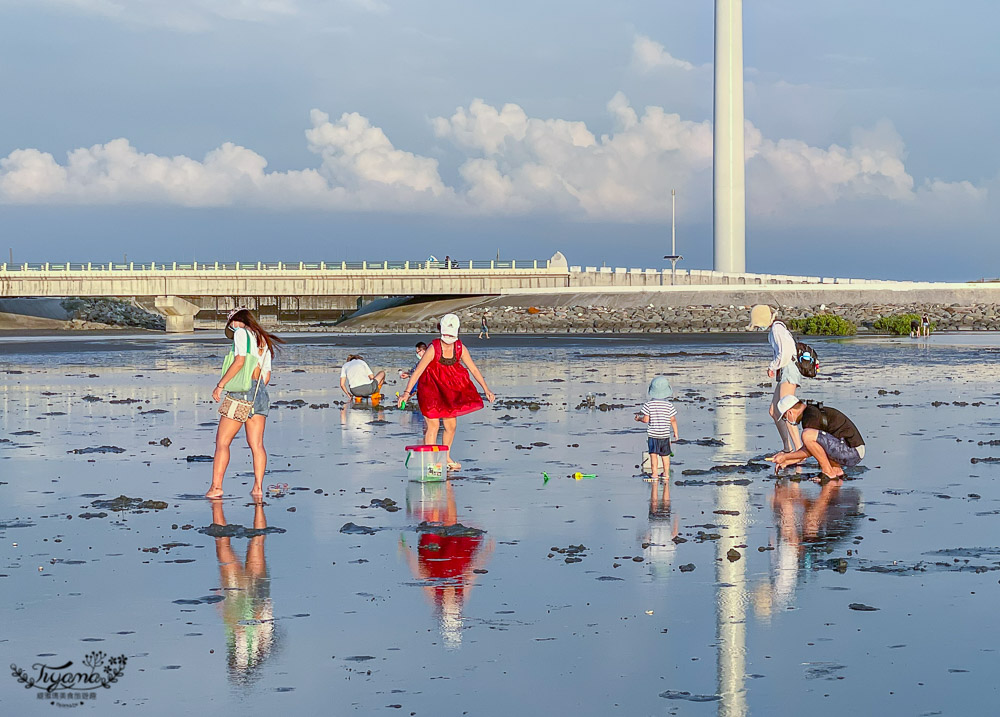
[226,384,270,418]
[814,431,862,467]
[779,362,803,386]
[647,437,673,456]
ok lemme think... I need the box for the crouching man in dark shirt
[767,397,866,479]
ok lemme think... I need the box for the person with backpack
[769,397,866,479]
[747,305,804,453]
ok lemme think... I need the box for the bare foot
[447,461,462,471]
[205,487,224,499]
[250,485,263,498]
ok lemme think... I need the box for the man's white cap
[776,395,800,419]
[440,313,460,344]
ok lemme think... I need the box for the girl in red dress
[398,313,495,471]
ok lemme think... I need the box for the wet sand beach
[2,332,999,714]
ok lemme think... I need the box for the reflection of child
[643,479,678,578]
[634,377,679,480]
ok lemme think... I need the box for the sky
[0,0,997,280]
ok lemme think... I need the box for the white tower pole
[671,189,677,285]
[671,189,676,258]
[713,0,746,274]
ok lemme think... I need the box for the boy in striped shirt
[635,376,679,480]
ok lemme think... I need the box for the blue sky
[0,0,997,279]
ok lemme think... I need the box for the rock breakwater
[327,302,1000,334]
[62,298,165,330]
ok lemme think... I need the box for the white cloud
[0,111,449,210]
[632,34,695,72]
[306,109,452,203]
[0,99,986,222]
[341,0,387,13]
[13,0,377,31]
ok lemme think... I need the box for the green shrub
[785,315,857,336]
[873,314,935,335]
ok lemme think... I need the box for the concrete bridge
[0,252,905,331]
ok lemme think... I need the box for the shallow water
[2,333,1000,715]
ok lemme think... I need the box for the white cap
[776,395,801,419]
[440,313,460,344]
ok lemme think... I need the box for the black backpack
[795,340,819,378]
[803,400,829,429]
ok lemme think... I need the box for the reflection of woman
[400,482,494,648]
[212,500,277,684]
[207,308,284,499]
[753,480,862,617]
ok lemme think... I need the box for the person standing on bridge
[398,313,495,472]
[207,308,284,499]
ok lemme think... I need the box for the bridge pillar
[154,296,200,333]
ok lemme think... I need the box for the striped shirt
[641,399,677,438]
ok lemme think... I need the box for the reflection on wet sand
[713,368,749,716]
[754,480,863,618]
[642,479,678,577]
[401,481,494,649]
[715,481,749,717]
[211,501,278,684]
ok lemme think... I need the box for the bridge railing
[0,259,551,272]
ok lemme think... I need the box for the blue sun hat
[648,376,673,399]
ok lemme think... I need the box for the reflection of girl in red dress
[401,482,494,648]
[398,314,495,471]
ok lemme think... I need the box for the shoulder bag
[219,330,259,392]
[219,375,263,423]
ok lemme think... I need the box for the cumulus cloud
[0,98,987,221]
[0,111,450,210]
[632,34,696,72]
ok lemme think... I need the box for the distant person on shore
[478,313,490,339]
[207,308,284,499]
[748,305,803,453]
[922,313,931,337]
[341,354,386,400]
[768,397,866,479]
[398,313,495,472]
[399,342,427,397]
[910,317,920,338]
[634,377,679,481]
